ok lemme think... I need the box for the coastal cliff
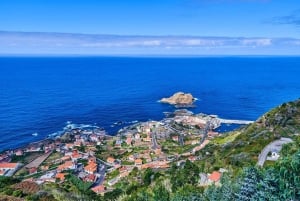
[160,92,196,106]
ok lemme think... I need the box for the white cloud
[241,38,272,46]
[0,31,299,55]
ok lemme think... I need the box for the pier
[218,118,254,125]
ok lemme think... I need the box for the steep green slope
[196,99,300,171]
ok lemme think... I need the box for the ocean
[1,56,300,151]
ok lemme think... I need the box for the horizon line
[1,30,300,39]
[1,30,300,55]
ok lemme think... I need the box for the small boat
[32,132,38,136]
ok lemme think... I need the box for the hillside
[198,99,300,171]
[116,98,300,200]
[1,99,300,201]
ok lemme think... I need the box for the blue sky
[0,0,300,55]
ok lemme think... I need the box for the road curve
[257,137,293,167]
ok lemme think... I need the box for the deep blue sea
[1,57,300,151]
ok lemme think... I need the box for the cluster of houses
[0,116,227,196]
[0,162,21,177]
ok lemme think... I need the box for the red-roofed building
[71,150,82,161]
[84,174,96,182]
[0,169,6,176]
[0,163,19,171]
[57,161,76,172]
[84,162,97,174]
[0,163,20,176]
[55,173,66,181]
[107,157,115,164]
[91,185,106,195]
[135,159,142,166]
[208,171,221,183]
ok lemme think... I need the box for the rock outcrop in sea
[160,92,196,107]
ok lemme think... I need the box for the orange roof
[85,174,96,181]
[58,161,74,171]
[84,162,97,173]
[65,161,73,166]
[0,163,18,169]
[107,157,115,163]
[135,159,142,165]
[55,173,66,181]
[72,153,82,159]
[209,171,221,182]
[92,185,105,193]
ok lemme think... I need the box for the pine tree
[251,168,280,201]
[220,173,236,201]
[204,184,221,201]
[236,167,261,201]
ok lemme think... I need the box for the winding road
[257,137,293,167]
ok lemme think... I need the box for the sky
[0,0,300,55]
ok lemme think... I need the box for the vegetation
[2,99,300,201]
[68,174,93,192]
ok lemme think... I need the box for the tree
[172,185,204,201]
[277,150,300,200]
[153,184,170,201]
[78,143,86,152]
[143,168,154,186]
[236,167,262,201]
[219,173,236,201]
[104,188,123,201]
[204,185,221,201]
[171,160,200,191]
[250,168,280,201]
[68,174,93,192]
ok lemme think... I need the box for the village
[0,111,235,195]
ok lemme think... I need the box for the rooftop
[0,163,18,169]
[208,171,221,182]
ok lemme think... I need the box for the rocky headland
[160,92,196,106]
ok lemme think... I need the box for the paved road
[257,137,293,167]
[151,130,159,150]
[92,164,106,187]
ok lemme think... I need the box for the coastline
[0,110,253,155]
[1,57,300,152]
